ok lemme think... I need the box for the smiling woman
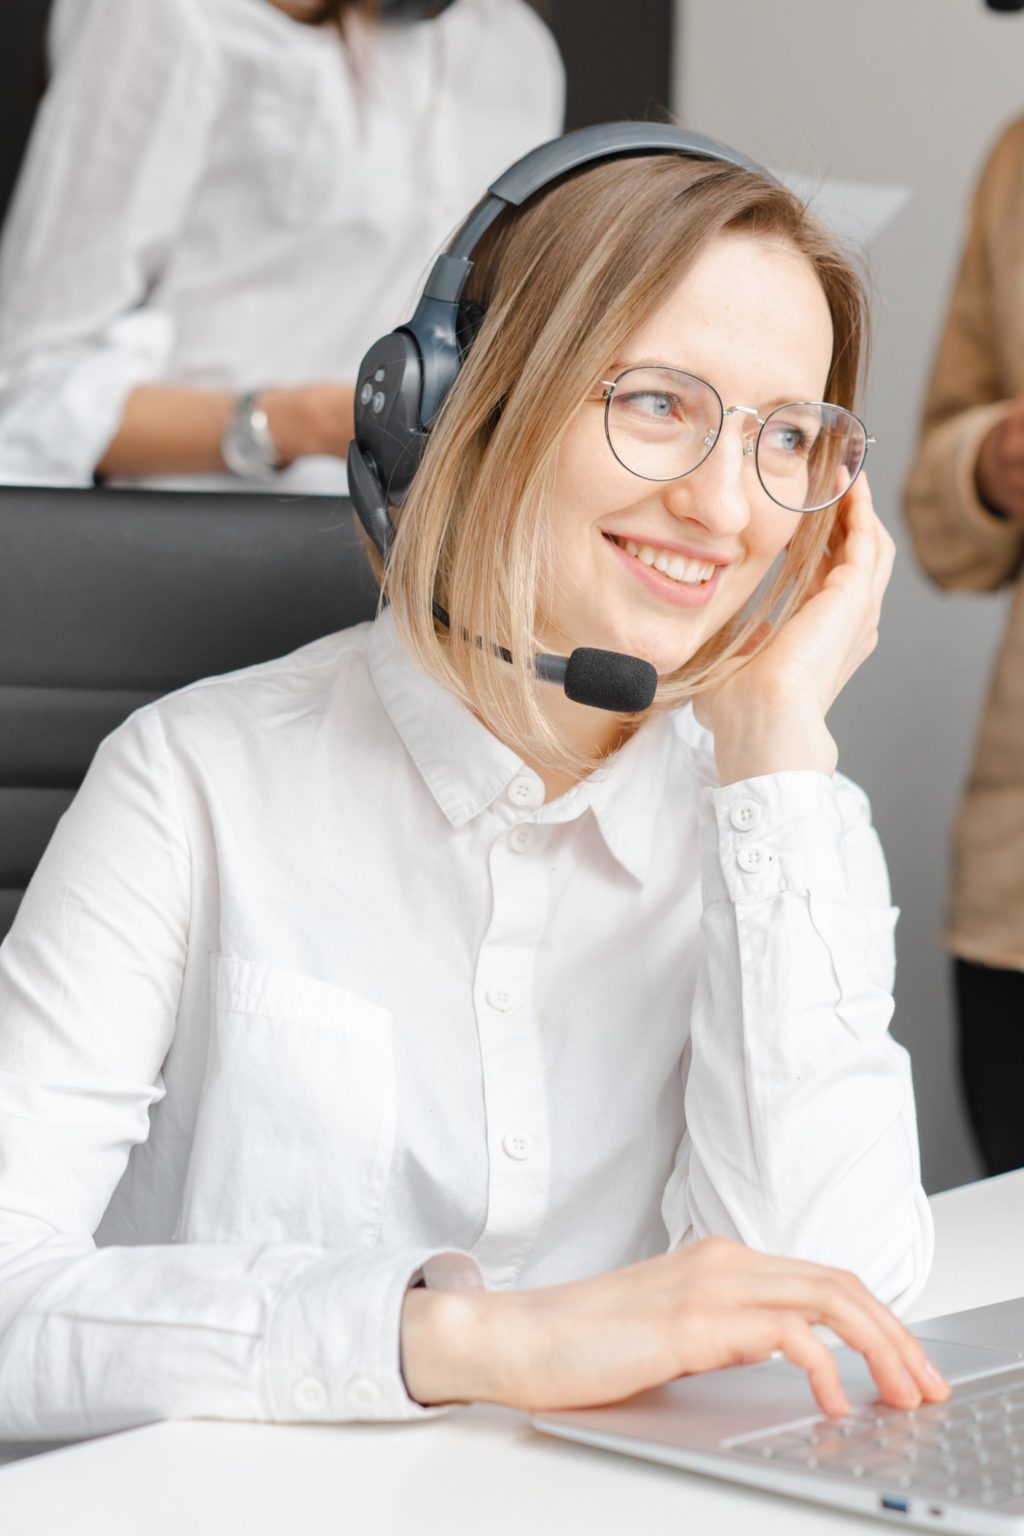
[0,126,942,1445]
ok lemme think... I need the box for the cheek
[724,509,802,611]
[549,412,632,534]
[747,505,803,569]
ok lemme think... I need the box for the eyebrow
[606,358,818,411]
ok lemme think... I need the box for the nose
[660,413,755,538]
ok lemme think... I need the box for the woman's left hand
[695,473,896,785]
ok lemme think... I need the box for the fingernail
[900,1367,922,1403]
[922,1361,949,1393]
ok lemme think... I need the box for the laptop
[533,1296,1024,1533]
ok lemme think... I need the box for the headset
[347,122,763,714]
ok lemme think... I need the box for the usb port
[881,1496,909,1514]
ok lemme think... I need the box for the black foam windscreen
[562,648,658,713]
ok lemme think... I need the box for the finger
[694,1306,850,1418]
[774,1313,851,1418]
[813,1267,949,1404]
[741,1258,947,1405]
[752,1275,920,1409]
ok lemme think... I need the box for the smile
[610,537,717,586]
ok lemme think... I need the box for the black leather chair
[0,486,379,940]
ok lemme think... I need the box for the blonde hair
[372,153,869,778]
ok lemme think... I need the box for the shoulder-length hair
[378,152,870,778]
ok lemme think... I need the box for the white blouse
[0,0,564,492]
[0,610,932,1440]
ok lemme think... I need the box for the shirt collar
[366,608,524,826]
[576,709,675,884]
[366,608,675,882]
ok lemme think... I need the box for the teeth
[619,539,715,585]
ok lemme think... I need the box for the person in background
[0,0,562,492]
[0,130,948,1438]
[904,117,1024,1178]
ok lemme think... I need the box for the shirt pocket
[175,956,396,1248]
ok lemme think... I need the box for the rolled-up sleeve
[0,708,481,1441]
[663,771,932,1314]
[0,0,222,485]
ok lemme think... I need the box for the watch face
[222,397,280,478]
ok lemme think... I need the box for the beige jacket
[904,118,1024,969]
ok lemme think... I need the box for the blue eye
[619,390,683,421]
[764,422,814,457]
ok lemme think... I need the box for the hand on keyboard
[400,1236,952,1416]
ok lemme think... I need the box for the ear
[456,301,485,362]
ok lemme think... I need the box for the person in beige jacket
[904,116,1024,1177]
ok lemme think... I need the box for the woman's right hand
[400,1237,950,1418]
[262,381,356,463]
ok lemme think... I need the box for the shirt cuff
[701,771,847,906]
[263,1246,483,1424]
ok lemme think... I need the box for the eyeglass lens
[604,367,868,513]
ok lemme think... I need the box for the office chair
[0,485,378,940]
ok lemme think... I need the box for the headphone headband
[424,124,765,305]
[349,122,770,560]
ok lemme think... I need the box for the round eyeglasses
[600,367,875,514]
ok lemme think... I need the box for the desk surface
[4,1169,1024,1536]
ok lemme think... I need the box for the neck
[519,686,643,802]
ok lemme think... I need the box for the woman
[0,0,562,490]
[0,134,947,1440]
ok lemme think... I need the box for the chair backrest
[0,486,379,940]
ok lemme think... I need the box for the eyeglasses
[599,367,876,514]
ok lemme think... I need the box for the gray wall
[675,0,1024,1193]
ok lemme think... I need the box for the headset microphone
[348,124,761,716]
[538,649,658,713]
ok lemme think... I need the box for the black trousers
[955,956,1024,1176]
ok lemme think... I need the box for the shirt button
[346,1376,383,1411]
[485,985,514,1012]
[730,798,763,831]
[508,774,544,810]
[502,1130,535,1161]
[292,1375,329,1414]
[737,844,774,874]
[509,825,534,853]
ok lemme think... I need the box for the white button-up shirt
[0,611,933,1439]
[0,0,563,491]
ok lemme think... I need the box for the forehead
[619,232,835,402]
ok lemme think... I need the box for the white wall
[675,0,1024,1193]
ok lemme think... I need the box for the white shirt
[0,0,563,492]
[0,611,933,1439]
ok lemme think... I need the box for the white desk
[4,1169,1024,1536]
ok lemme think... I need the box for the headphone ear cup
[456,301,485,362]
[352,329,427,507]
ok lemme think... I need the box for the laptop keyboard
[729,1364,1024,1509]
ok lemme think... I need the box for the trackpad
[767,1335,1019,1411]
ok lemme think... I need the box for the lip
[603,533,724,609]
[604,532,735,566]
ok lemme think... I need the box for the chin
[599,626,703,679]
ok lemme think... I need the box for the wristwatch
[220,391,283,479]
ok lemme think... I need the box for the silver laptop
[534,1297,1024,1533]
